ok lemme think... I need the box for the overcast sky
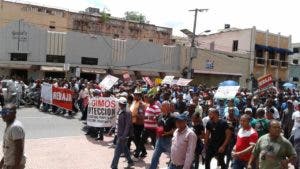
[9,0,300,42]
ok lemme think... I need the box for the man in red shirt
[232,114,258,169]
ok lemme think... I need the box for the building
[289,43,300,88]
[0,21,180,81]
[180,47,251,88]
[195,26,292,88]
[172,36,190,46]
[0,0,173,45]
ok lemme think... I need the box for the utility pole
[187,8,208,79]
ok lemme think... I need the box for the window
[279,53,286,61]
[268,52,277,66]
[293,48,299,53]
[81,57,98,65]
[46,9,53,15]
[10,53,27,61]
[113,34,119,39]
[210,41,215,51]
[149,39,153,42]
[46,55,65,63]
[232,40,238,51]
[49,21,56,29]
[293,77,299,82]
[255,50,264,64]
[293,59,299,65]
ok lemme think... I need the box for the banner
[258,74,273,90]
[143,77,154,87]
[41,83,52,104]
[100,75,119,90]
[162,76,175,85]
[214,86,240,99]
[87,97,119,127]
[176,78,192,86]
[52,87,74,111]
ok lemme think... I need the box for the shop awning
[255,44,292,54]
[0,63,32,69]
[81,68,106,74]
[40,66,64,72]
[194,70,242,76]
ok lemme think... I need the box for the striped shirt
[144,104,161,129]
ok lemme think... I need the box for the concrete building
[0,0,172,45]
[289,43,300,88]
[195,26,292,88]
[0,21,179,81]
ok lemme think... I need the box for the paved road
[0,107,220,169]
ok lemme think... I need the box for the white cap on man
[118,97,127,105]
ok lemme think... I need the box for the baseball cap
[287,100,293,104]
[175,113,188,121]
[118,97,127,105]
[244,108,252,113]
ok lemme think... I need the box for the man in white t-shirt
[292,104,300,134]
[0,103,26,169]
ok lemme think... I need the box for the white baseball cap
[118,97,127,105]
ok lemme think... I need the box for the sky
[8,0,300,42]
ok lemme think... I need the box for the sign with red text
[258,74,273,90]
[143,77,154,87]
[87,97,119,127]
[52,87,74,111]
[176,78,192,86]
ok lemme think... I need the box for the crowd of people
[1,76,300,169]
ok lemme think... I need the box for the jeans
[205,147,227,169]
[168,163,183,169]
[111,138,133,169]
[231,159,247,169]
[149,137,172,169]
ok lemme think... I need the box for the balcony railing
[268,59,279,67]
[255,57,265,65]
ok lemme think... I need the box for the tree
[124,11,148,23]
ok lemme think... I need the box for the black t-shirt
[157,114,176,137]
[193,124,204,137]
[206,119,228,148]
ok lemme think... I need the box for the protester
[191,112,205,169]
[169,113,197,169]
[0,103,26,169]
[250,108,269,138]
[281,100,295,139]
[248,120,297,169]
[111,97,134,169]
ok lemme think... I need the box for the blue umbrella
[219,80,239,86]
[283,82,296,89]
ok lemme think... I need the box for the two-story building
[289,43,300,88]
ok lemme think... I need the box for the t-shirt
[144,104,161,130]
[251,118,269,138]
[206,119,228,148]
[3,120,26,166]
[252,134,297,169]
[235,127,258,161]
[157,114,176,138]
[292,111,300,131]
[193,124,204,153]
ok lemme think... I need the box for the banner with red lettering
[52,87,74,111]
[87,97,119,127]
[258,74,273,90]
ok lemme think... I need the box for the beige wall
[255,31,289,48]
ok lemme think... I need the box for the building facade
[0,0,172,45]
[289,43,300,88]
[0,21,179,81]
[195,26,292,88]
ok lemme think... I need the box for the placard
[52,87,74,111]
[41,83,52,104]
[99,75,119,90]
[142,77,154,87]
[258,74,273,90]
[214,86,240,99]
[162,76,175,85]
[176,78,192,86]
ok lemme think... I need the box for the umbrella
[283,82,296,89]
[219,80,239,87]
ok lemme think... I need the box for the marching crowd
[1,77,300,169]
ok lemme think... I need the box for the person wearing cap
[244,108,255,124]
[204,108,232,169]
[111,97,134,169]
[169,113,197,169]
[0,103,26,169]
[242,96,257,118]
[281,100,295,139]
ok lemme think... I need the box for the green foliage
[124,11,148,23]
[100,11,110,23]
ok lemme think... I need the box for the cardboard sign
[176,78,192,86]
[41,83,52,104]
[52,87,74,111]
[162,76,175,85]
[75,67,81,77]
[142,77,154,87]
[214,86,240,99]
[87,97,119,127]
[258,74,273,90]
[100,75,119,90]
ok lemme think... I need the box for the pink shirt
[171,126,197,169]
[144,105,161,130]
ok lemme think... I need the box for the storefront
[41,66,65,79]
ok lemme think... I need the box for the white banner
[41,83,52,104]
[176,78,192,86]
[162,76,175,85]
[99,75,119,90]
[214,86,240,99]
[87,97,119,127]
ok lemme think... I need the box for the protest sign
[142,77,154,87]
[154,78,162,86]
[41,83,52,104]
[100,75,119,90]
[52,87,74,111]
[87,97,119,127]
[162,76,175,85]
[214,86,240,99]
[176,78,192,86]
[258,74,273,90]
